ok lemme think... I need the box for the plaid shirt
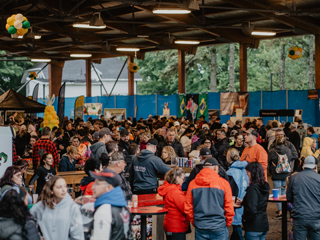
[32,138,59,169]
[120,173,132,202]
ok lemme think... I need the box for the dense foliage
[0,51,34,95]
[136,35,314,95]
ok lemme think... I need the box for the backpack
[272,149,291,174]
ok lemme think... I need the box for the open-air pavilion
[1,0,320,96]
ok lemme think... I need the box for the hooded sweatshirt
[227,161,249,226]
[90,142,107,159]
[132,150,171,192]
[80,176,95,196]
[242,182,270,232]
[184,168,235,230]
[158,181,190,233]
[91,186,132,240]
[300,137,314,160]
[30,194,84,240]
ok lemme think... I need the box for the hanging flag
[197,93,208,120]
[30,83,39,120]
[186,94,199,121]
[57,82,66,127]
[178,94,186,118]
[74,96,85,120]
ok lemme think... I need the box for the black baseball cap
[200,147,211,156]
[245,129,258,138]
[99,127,115,138]
[204,157,219,166]
[120,128,129,136]
[147,138,158,146]
[89,168,121,187]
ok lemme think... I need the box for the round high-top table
[268,196,288,240]
[131,206,168,240]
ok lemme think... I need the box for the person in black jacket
[118,129,132,156]
[201,136,218,157]
[186,147,229,189]
[157,128,184,157]
[268,136,292,219]
[238,162,270,240]
[0,188,40,240]
[288,123,300,154]
[123,143,140,182]
[214,129,230,169]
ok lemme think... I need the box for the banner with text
[220,92,249,115]
[84,103,102,116]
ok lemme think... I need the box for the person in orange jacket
[80,158,103,195]
[185,157,235,240]
[158,167,190,240]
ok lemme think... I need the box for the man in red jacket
[185,157,234,240]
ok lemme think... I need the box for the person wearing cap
[157,128,185,158]
[92,131,100,144]
[107,151,132,202]
[174,121,184,137]
[215,129,230,169]
[90,169,132,240]
[186,147,228,189]
[288,123,300,155]
[185,157,235,240]
[240,129,268,181]
[118,129,133,156]
[90,127,114,159]
[287,155,320,239]
[130,138,171,194]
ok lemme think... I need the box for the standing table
[131,206,168,240]
[268,196,288,240]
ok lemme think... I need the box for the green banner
[197,93,208,119]
[178,94,186,118]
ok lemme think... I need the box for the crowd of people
[0,113,320,240]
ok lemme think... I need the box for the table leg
[141,215,147,240]
[282,201,288,240]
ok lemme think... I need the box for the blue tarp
[38,90,319,127]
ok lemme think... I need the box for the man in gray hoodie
[131,139,171,194]
[90,128,114,159]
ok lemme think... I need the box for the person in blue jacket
[226,148,249,240]
[59,146,78,172]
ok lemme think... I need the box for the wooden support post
[86,59,92,97]
[178,50,186,93]
[49,61,64,96]
[128,55,134,95]
[315,35,320,89]
[239,44,248,92]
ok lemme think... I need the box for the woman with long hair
[161,146,177,164]
[0,187,40,240]
[0,166,24,194]
[29,153,56,195]
[30,176,84,240]
[15,125,31,157]
[238,162,270,240]
[158,168,189,240]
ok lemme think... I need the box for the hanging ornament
[29,71,38,80]
[41,95,59,130]
[288,46,302,60]
[5,13,30,38]
[128,62,139,73]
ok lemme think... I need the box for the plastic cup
[132,194,138,208]
[33,194,38,204]
[232,196,236,203]
[272,189,279,199]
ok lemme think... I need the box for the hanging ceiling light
[152,8,191,14]
[34,35,41,39]
[174,40,200,44]
[251,31,276,36]
[73,23,106,29]
[31,59,51,62]
[116,47,140,52]
[89,12,106,28]
[70,53,92,57]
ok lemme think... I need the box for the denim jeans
[165,232,186,240]
[273,179,286,211]
[230,225,244,240]
[244,231,268,240]
[195,227,228,240]
[293,219,320,240]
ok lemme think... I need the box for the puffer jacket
[300,137,314,160]
[227,161,249,226]
[184,168,234,230]
[0,217,40,240]
[268,144,292,180]
[158,181,189,233]
[242,182,270,232]
[215,138,230,169]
